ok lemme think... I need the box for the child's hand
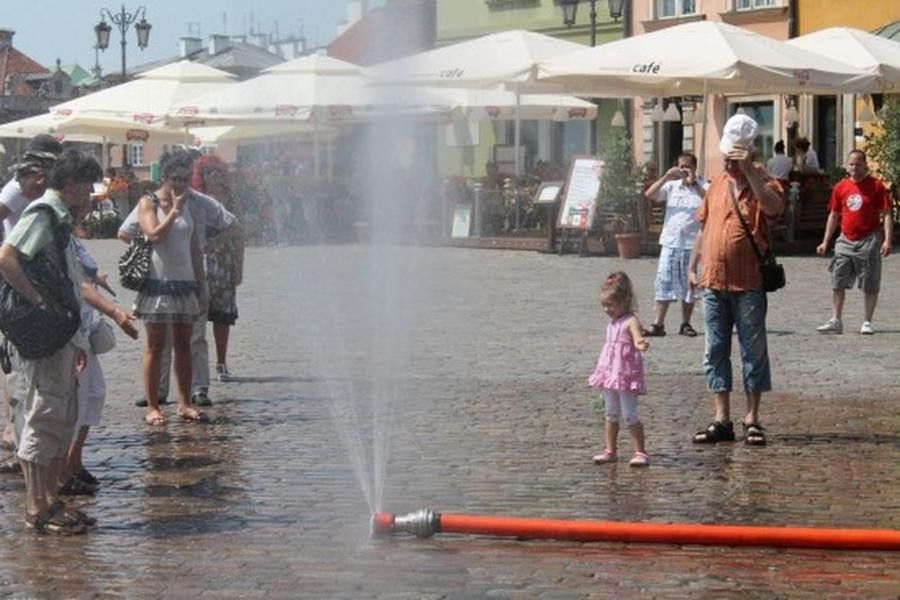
[635,339,650,352]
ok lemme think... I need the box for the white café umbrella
[538,21,874,96]
[787,27,900,92]
[167,54,449,177]
[0,112,193,169]
[45,60,237,166]
[433,87,597,122]
[366,29,589,175]
[537,21,875,172]
[51,60,236,123]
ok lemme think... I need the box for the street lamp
[560,0,625,45]
[94,5,151,80]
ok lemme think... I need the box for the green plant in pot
[595,131,643,257]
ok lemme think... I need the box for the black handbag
[729,184,786,293]
[117,193,156,291]
[0,205,82,360]
[118,236,152,291]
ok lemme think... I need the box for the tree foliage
[866,97,900,197]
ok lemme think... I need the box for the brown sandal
[25,501,87,535]
[642,323,666,337]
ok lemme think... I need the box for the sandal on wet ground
[592,449,617,464]
[59,476,97,496]
[77,468,99,486]
[64,506,97,527]
[178,408,209,423]
[692,420,736,444]
[679,323,698,337]
[641,323,666,337]
[629,451,650,467]
[25,502,86,535]
[0,458,22,474]
[743,422,767,446]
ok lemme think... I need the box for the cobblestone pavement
[1,240,899,598]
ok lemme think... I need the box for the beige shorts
[14,343,79,466]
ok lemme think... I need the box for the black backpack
[0,204,81,360]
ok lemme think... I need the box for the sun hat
[719,113,758,155]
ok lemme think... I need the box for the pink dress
[588,314,645,394]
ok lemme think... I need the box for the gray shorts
[830,232,883,293]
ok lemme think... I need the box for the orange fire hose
[373,510,900,551]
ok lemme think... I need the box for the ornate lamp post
[560,0,629,151]
[560,0,624,47]
[94,5,151,80]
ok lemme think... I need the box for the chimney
[179,37,202,57]
[0,30,14,51]
[209,34,231,55]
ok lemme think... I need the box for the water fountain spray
[373,509,900,551]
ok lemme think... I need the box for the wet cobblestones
[0,240,899,597]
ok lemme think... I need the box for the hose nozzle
[371,509,440,538]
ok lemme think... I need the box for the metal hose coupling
[371,509,440,538]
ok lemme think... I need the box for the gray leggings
[602,389,640,426]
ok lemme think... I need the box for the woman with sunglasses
[134,149,207,426]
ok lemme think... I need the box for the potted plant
[595,131,643,258]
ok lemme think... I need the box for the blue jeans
[703,288,771,394]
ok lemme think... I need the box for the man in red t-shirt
[815,150,892,335]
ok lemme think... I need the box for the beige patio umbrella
[166,54,450,178]
[51,60,236,122]
[366,29,590,175]
[788,27,900,126]
[42,60,237,167]
[537,21,875,173]
[787,27,900,92]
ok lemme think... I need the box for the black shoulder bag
[729,184,786,293]
[0,205,82,359]
[118,193,156,291]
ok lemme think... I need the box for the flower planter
[614,232,641,259]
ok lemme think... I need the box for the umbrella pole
[314,123,321,179]
[514,90,522,232]
[514,90,521,177]
[699,80,709,179]
[327,135,333,182]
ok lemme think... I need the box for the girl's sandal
[592,449,618,464]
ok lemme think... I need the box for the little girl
[588,272,650,467]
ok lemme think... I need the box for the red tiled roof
[0,45,50,96]
[328,0,434,66]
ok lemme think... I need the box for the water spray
[373,509,900,551]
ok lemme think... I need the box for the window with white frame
[656,0,696,18]
[734,0,776,10]
[129,143,145,166]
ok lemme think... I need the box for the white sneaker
[860,321,875,335]
[816,318,843,334]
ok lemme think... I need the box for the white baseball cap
[719,113,758,155]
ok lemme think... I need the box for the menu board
[557,156,603,231]
[533,180,563,205]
